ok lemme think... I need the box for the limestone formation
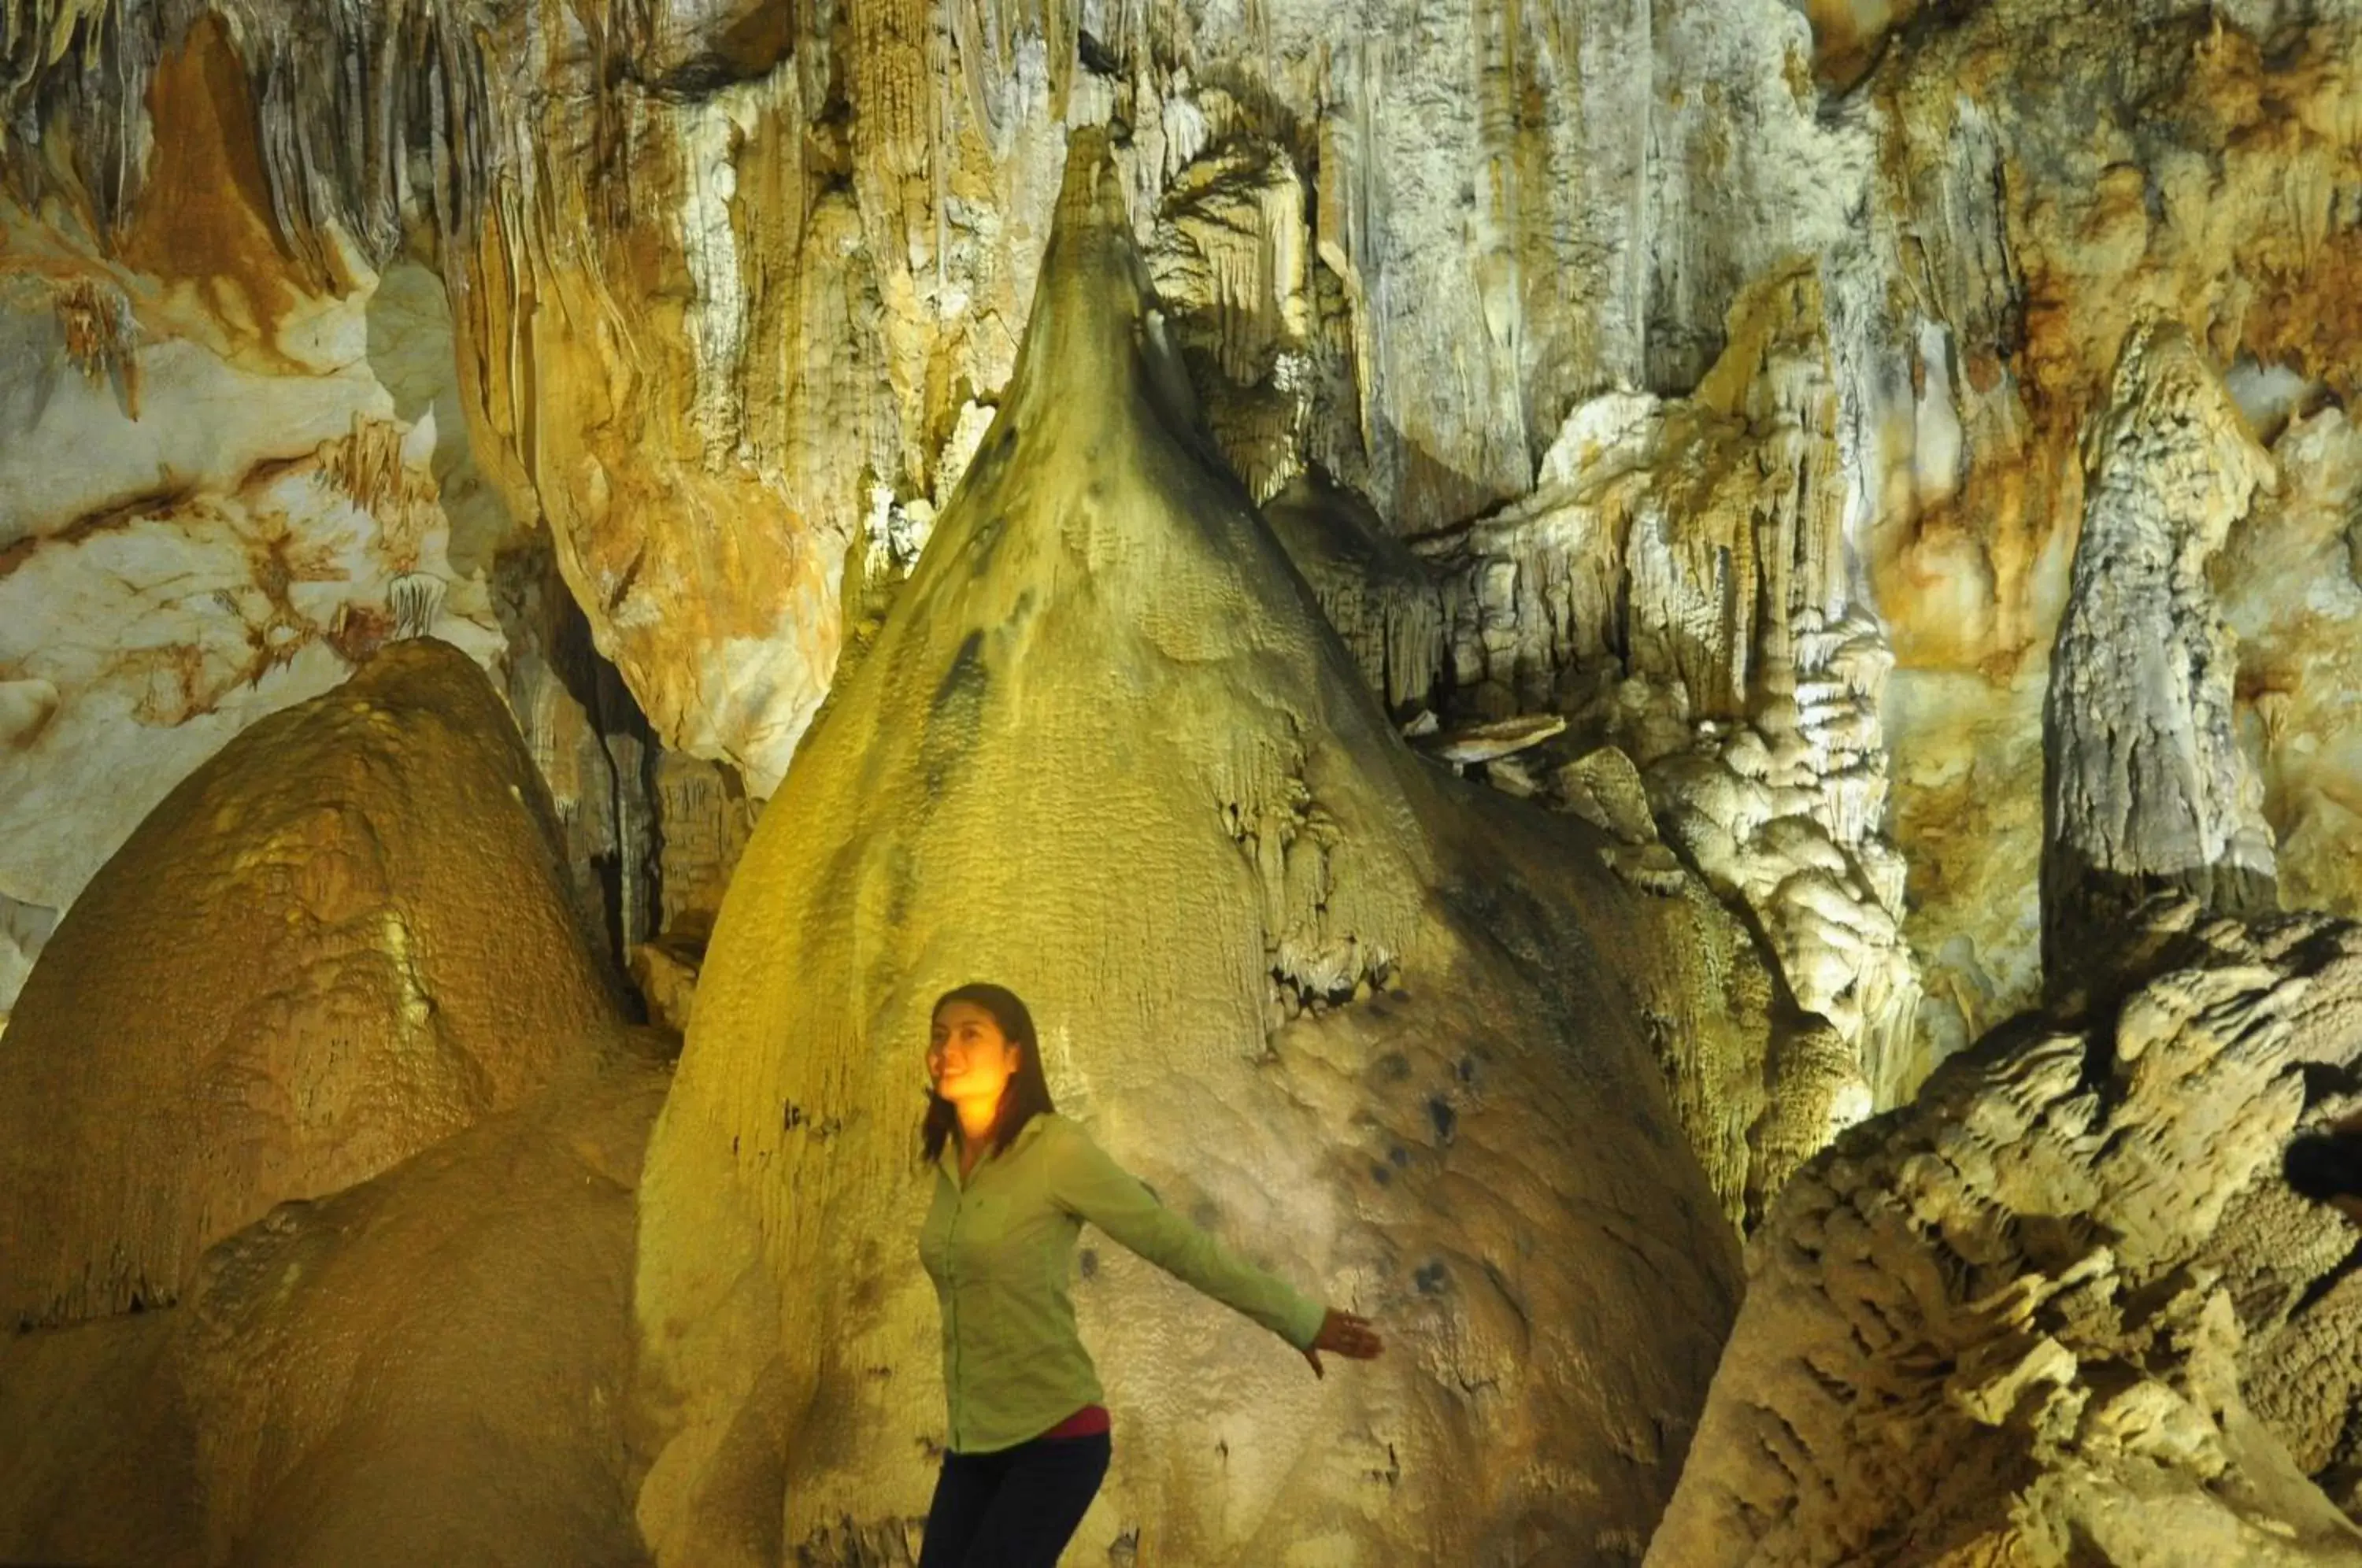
[0,638,618,1326]
[1868,0,2362,1056]
[1648,904,2362,1566]
[0,155,519,1024]
[649,749,757,949]
[2043,324,2279,991]
[2218,406,2362,932]
[12,0,2362,1098]
[3,0,1867,797]
[1568,745,1834,1230]
[1422,263,1921,1114]
[0,1312,194,1566]
[621,750,761,1033]
[9,0,2362,1557]
[632,132,1742,1565]
[175,1048,668,1568]
[0,1042,670,1568]
[1261,471,1446,716]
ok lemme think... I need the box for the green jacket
[918,1110,1327,1454]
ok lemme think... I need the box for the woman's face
[928,1000,1022,1107]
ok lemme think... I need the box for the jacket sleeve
[1046,1122,1327,1351]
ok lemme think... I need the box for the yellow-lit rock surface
[2042,324,2277,986]
[0,638,618,1327]
[2221,408,2362,935]
[177,1048,668,1568]
[14,0,2362,1104]
[1421,261,1920,1133]
[0,10,531,1024]
[0,1311,196,1566]
[1647,905,2362,1566]
[631,132,1742,1565]
[12,0,2362,1555]
[0,1042,670,1568]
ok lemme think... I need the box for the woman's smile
[929,1000,1020,1104]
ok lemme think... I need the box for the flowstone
[0,638,618,1327]
[632,131,1741,1566]
[0,638,665,1567]
[1647,904,2362,1567]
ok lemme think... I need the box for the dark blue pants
[915,1431,1111,1567]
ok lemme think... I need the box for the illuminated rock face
[2042,324,2278,990]
[0,28,520,1024]
[2220,407,2362,931]
[1867,0,2362,1060]
[12,0,2362,1100]
[5,0,1863,784]
[0,635,663,1567]
[0,638,618,1328]
[10,0,2362,1556]
[173,1050,668,1568]
[0,1044,670,1568]
[1420,261,1920,1142]
[632,133,1740,1566]
[1646,905,2362,1567]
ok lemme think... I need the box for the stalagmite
[6,0,2362,1559]
[0,635,668,1567]
[0,638,619,1327]
[1871,0,2362,1054]
[631,131,1742,1565]
[2042,323,2279,994]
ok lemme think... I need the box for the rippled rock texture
[1649,905,2362,1566]
[10,0,2362,1086]
[0,638,667,1568]
[0,1043,670,1568]
[8,0,2362,1558]
[1868,0,2362,1060]
[632,132,1743,1566]
[0,638,617,1326]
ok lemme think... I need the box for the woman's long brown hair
[920,982,1056,1166]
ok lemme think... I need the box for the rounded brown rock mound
[0,1043,672,1568]
[0,636,620,1328]
[181,1047,670,1568]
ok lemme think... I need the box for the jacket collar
[941,1111,1053,1185]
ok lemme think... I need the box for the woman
[916,982,1383,1565]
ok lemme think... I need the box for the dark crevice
[2292,1236,2362,1322]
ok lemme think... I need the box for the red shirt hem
[1038,1403,1110,1440]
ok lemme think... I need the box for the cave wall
[6,0,2362,1555]
[13,0,2362,1097]
[5,0,1875,1041]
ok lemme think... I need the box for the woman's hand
[1301,1307,1383,1378]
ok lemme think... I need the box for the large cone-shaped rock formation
[632,130,1742,1564]
[1648,903,2362,1567]
[0,638,619,1327]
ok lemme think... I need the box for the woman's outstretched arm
[1046,1120,1331,1352]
